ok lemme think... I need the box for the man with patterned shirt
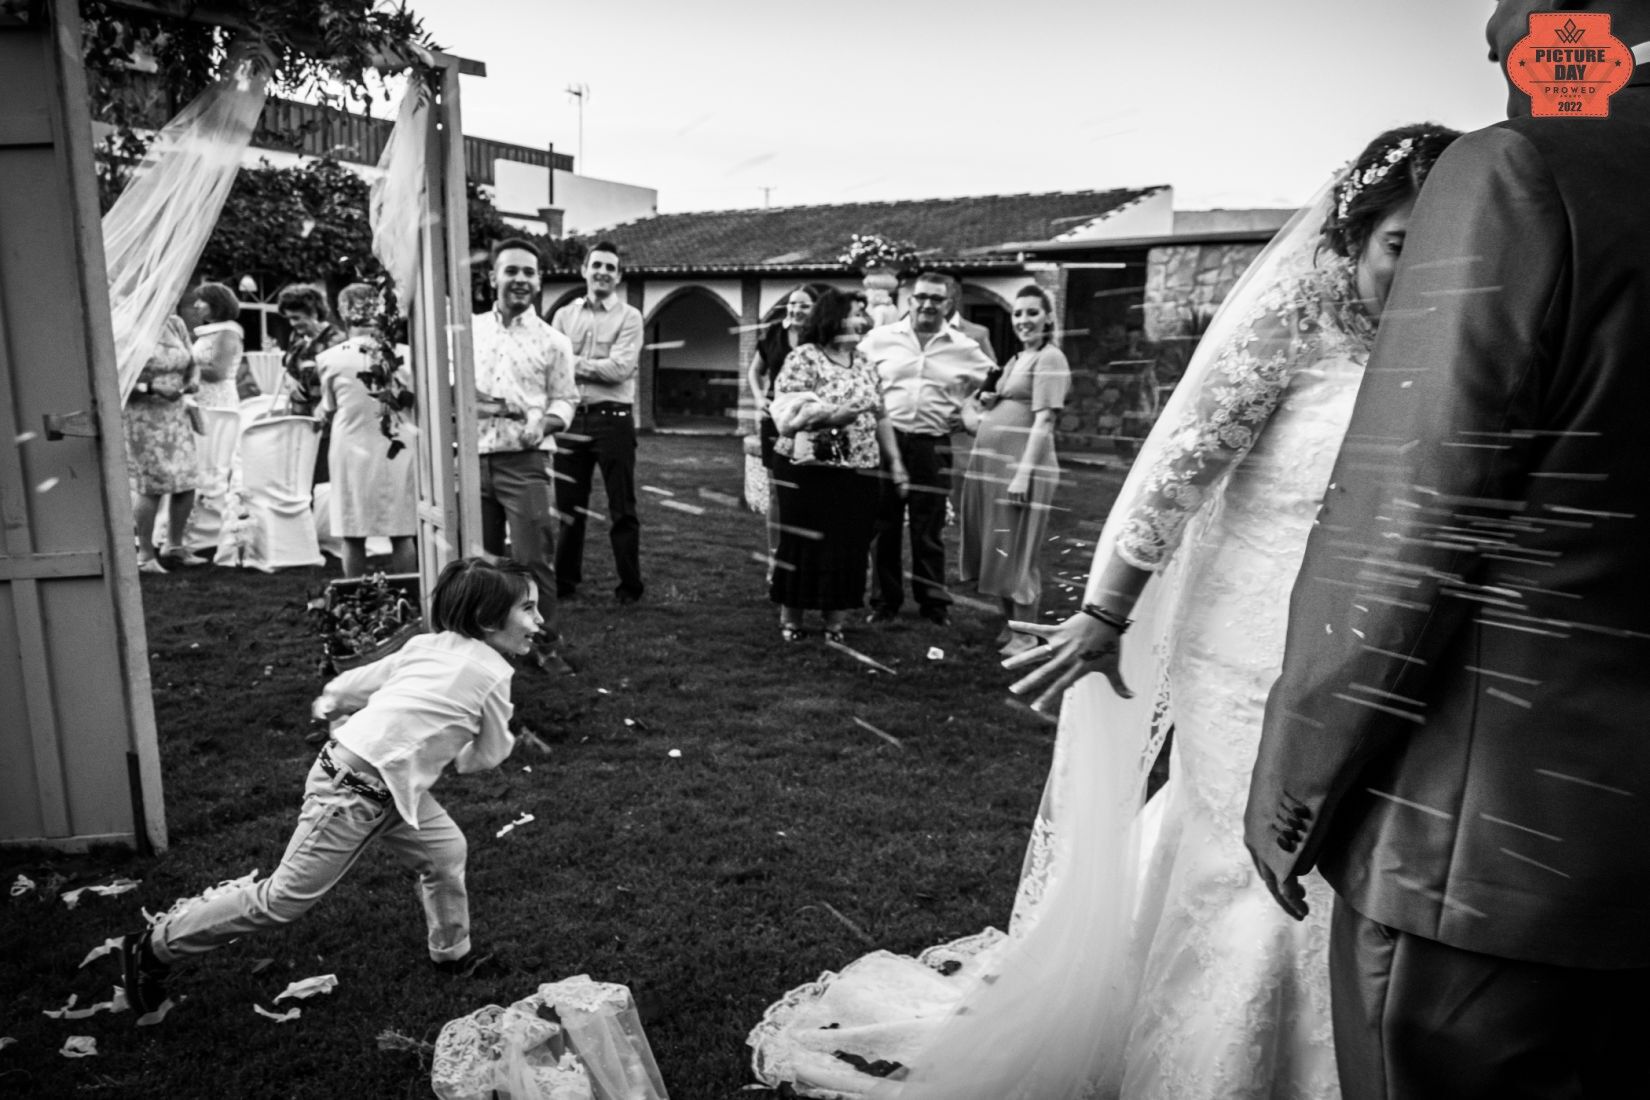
[860,271,995,626]
[471,239,578,666]
[551,240,646,604]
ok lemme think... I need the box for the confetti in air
[659,499,705,515]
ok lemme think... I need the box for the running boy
[120,557,541,1012]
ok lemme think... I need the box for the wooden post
[410,53,482,609]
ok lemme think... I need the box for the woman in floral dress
[769,289,909,642]
[124,313,198,573]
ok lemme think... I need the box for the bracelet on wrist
[1080,602,1133,634]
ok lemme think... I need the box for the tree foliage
[83,0,437,203]
[197,158,378,293]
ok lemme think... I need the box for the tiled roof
[581,187,1164,271]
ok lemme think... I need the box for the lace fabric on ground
[434,976,667,1100]
[104,70,268,403]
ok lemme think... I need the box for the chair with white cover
[244,350,284,396]
[183,405,244,552]
[217,415,323,571]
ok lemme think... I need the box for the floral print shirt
[471,307,580,454]
[772,344,885,469]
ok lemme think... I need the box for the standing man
[860,271,994,625]
[551,241,646,604]
[1245,3,1650,1097]
[472,238,578,669]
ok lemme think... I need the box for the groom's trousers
[1329,895,1650,1099]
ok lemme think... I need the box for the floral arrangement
[353,276,416,459]
[309,572,421,675]
[837,233,919,275]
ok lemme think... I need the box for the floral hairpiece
[1335,137,1416,222]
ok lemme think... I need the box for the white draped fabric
[370,87,428,306]
[104,70,268,403]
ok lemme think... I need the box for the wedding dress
[750,179,1374,1100]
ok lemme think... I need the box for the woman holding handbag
[768,289,908,643]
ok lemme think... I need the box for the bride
[748,122,1460,1100]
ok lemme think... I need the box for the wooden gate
[0,0,166,852]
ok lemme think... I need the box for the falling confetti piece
[596,687,610,695]
[824,638,898,675]
[817,901,876,947]
[250,958,276,975]
[36,477,60,493]
[15,431,37,444]
[0,1036,15,1050]
[926,647,945,661]
[254,1004,301,1023]
[641,485,674,497]
[59,1036,97,1058]
[852,717,902,748]
[300,218,317,237]
[10,874,35,897]
[495,812,535,838]
[273,974,338,1002]
[641,340,685,351]
[696,487,741,507]
[667,749,682,758]
[659,499,705,515]
[44,988,125,1020]
[522,765,532,772]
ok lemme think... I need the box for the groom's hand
[1248,843,1308,921]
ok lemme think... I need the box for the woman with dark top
[768,289,909,642]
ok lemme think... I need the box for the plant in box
[309,572,423,677]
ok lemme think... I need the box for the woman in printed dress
[769,289,909,643]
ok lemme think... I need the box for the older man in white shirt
[471,239,578,667]
[859,271,995,626]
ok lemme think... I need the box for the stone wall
[1054,242,1264,455]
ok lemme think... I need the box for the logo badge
[1506,12,1632,117]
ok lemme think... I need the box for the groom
[1245,2,1650,1097]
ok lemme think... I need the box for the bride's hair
[1322,123,1461,259]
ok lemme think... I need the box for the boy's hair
[428,557,533,639]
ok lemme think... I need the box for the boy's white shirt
[322,632,515,827]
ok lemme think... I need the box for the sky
[402,0,1511,215]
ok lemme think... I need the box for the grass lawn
[0,434,1123,1099]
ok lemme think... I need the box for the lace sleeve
[1114,280,1316,570]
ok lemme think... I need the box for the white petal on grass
[254,1004,302,1023]
[274,974,338,1002]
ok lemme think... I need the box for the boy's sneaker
[119,930,170,1015]
[432,950,507,979]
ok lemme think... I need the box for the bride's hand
[1002,613,1132,712]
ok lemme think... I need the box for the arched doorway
[646,287,741,431]
[958,282,1012,366]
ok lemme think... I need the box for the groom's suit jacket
[1245,74,1650,970]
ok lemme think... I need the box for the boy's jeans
[151,752,471,964]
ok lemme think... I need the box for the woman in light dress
[748,123,1461,1100]
[316,283,417,578]
[187,282,244,412]
[957,285,1072,658]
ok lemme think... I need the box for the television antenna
[564,83,590,169]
